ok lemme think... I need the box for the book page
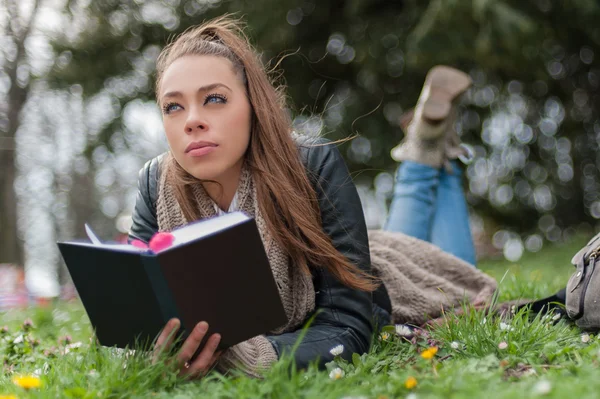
[85,224,103,245]
[58,223,145,253]
[170,211,250,246]
[64,241,145,253]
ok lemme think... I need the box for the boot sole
[421,66,472,121]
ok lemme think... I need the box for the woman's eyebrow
[162,83,232,101]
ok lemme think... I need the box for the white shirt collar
[212,188,240,216]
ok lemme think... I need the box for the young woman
[128,17,495,379]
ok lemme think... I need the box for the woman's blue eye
[163,103,181,114]
[205,93,228,105]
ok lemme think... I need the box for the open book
[57,212,287,353]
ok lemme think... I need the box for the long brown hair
[155,16,377,292]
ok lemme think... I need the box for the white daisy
[498,341,508,350]
[581,333,591,343]
[329,344,344,356]
[450,341,460,350]
[329,367,345,380]
[552,313,561,321]
[66,342,83,350]
[532,380,552,395]
[395,324,413,337]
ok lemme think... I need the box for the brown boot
[391,66,472,168]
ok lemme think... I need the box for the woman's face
[159,55,252,183]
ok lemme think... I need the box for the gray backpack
[565,233,600,330]
[512,233,600,331]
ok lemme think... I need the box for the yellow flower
[405,376,418,389]
[420,346,438,360]
[12,375,41,390]
[0,395,18,399]
[380,332,390,341]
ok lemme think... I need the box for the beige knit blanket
[155,159,497,377]
[368,230,497,326]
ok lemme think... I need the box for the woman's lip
[188,146,217,157]
[185,141,218,153]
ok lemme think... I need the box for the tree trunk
[0,67,27,266]
[0,0,42,266]
[0,0,40,266]
[0,148,23,265]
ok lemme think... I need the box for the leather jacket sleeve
[129,155,163,244]
[128,139,374,370]
[264,138,374,369]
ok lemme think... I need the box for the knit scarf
[156,160,315,376]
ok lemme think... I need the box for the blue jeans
[383,161,476,266]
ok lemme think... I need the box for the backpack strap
[513,288,566,315]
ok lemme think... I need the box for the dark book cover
[58,212,288,352]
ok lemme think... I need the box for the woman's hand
[154,318,222,379]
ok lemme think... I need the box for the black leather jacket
[129,137,391,369]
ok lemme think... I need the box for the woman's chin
[185,166,222,182]
[177,156,244,183]
[188,171,216,182]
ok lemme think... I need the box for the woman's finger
[210,351,222,366]
[176,321,209,369]
[153,318,180,362]
[184,333,221,378]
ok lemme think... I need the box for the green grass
[1,237,598,398]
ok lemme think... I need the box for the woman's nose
[184,107,208,134]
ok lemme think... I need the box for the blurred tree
[405,0,600,239]
[45,0,600,247]
[0,0,42,265]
